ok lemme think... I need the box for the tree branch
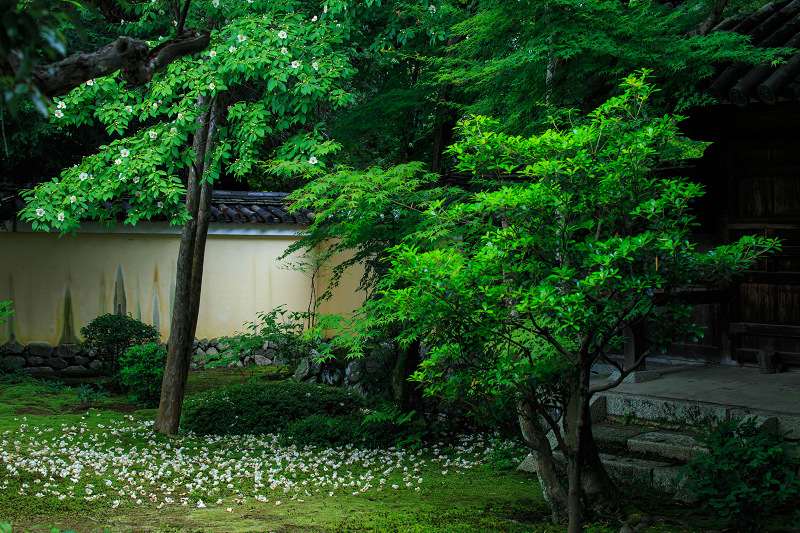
[687,0,728,38]
[25,30,210,98]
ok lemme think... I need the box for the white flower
[86,79,94,86]
[35,208,45,217]
[120,148,130,157]
[157,201,164,208]
[158,9,165,14]
[119,173,125,180]
[152,102,158,109]
[281,47,288,55]
[125,105,133,112]
[170,127,177,133]
[311,15,317,21]
[229,45,236,52]
[238,34,246,42]
[178,112,185,120]
[209,83,216,90]
[79,172,88,181]
[428,4,436,12]
[323,5,328,12]
[291,60,300,68]
[133,176,140,184]
[114,158,122,165]
[54,109,64,118]
[308,156,318,164]
[70,195,77,203]
[311,61,319,70]
[212,0,219,6]
[57,101,66,109]
[278,30,287,39]
[148,131,157,139]
[57,212,65,222]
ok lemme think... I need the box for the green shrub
[181,380,365,435]
[284,414,366,447]
[80,313,160,378]
[119,343,166,407]
[681,417,800,533]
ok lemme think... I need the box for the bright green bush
[119,343,166,407]
[181,380,365,435]
[681,417,800,533]
[80,314,160,377]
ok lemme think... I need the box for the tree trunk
[564,387,586,533]
[392,338,422,413]
[517,399,568,524]
[154,94,218,435]
[580,421,619,514]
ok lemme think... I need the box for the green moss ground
[0,370,762,533]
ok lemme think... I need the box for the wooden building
[660,1,800,369]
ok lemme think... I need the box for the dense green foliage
[681,418,800,533]
[17,0,354,232]
[119,342,167,407]
[181,380,364,435]
[80,313,160,377]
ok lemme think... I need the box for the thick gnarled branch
[26,30,210,97]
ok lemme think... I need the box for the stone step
[599,391,800,439]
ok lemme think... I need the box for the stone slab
[2,341,25,355]
[627,431,707,462]
[61,365,91,377]
[602,393,728,428]
[600,454,670,487]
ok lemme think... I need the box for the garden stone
[26,356,44,366]
[73,356,90,366]
[209,338,218,346]
[293,357,311,381]
[61,365,91,377]
[2,341,24,354]
[2,355,26,370]
[199,338,210,350]
[345,360,362,382]
[43,357,69,370]
[56,343,79,358]
[194,348,206,357]
[243,355,255,365]
[88,360,102,370]
[206,347,219,356]
[27,342,54,357]
[254,354,271,366]
[23,366,54,375]
[193,338,199,349]
[265,348,276,357]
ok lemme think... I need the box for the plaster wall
[0,227,365,346]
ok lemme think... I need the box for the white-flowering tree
[18,0,355,434]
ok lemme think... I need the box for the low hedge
[181,380,365,436]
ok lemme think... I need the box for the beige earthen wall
[0,223,365,346]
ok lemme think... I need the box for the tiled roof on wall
[0,185,314,225]
[708,0,800,107]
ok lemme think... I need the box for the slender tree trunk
[392,338,422,412]
[517,399,569,523]
[564,387,586,533]
[154,94,219,435]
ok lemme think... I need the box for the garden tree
[338,73,779,529]
[433,0,787,134]
[279,162,462,411]
[18,0,355,434]
[320,1,465,172]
